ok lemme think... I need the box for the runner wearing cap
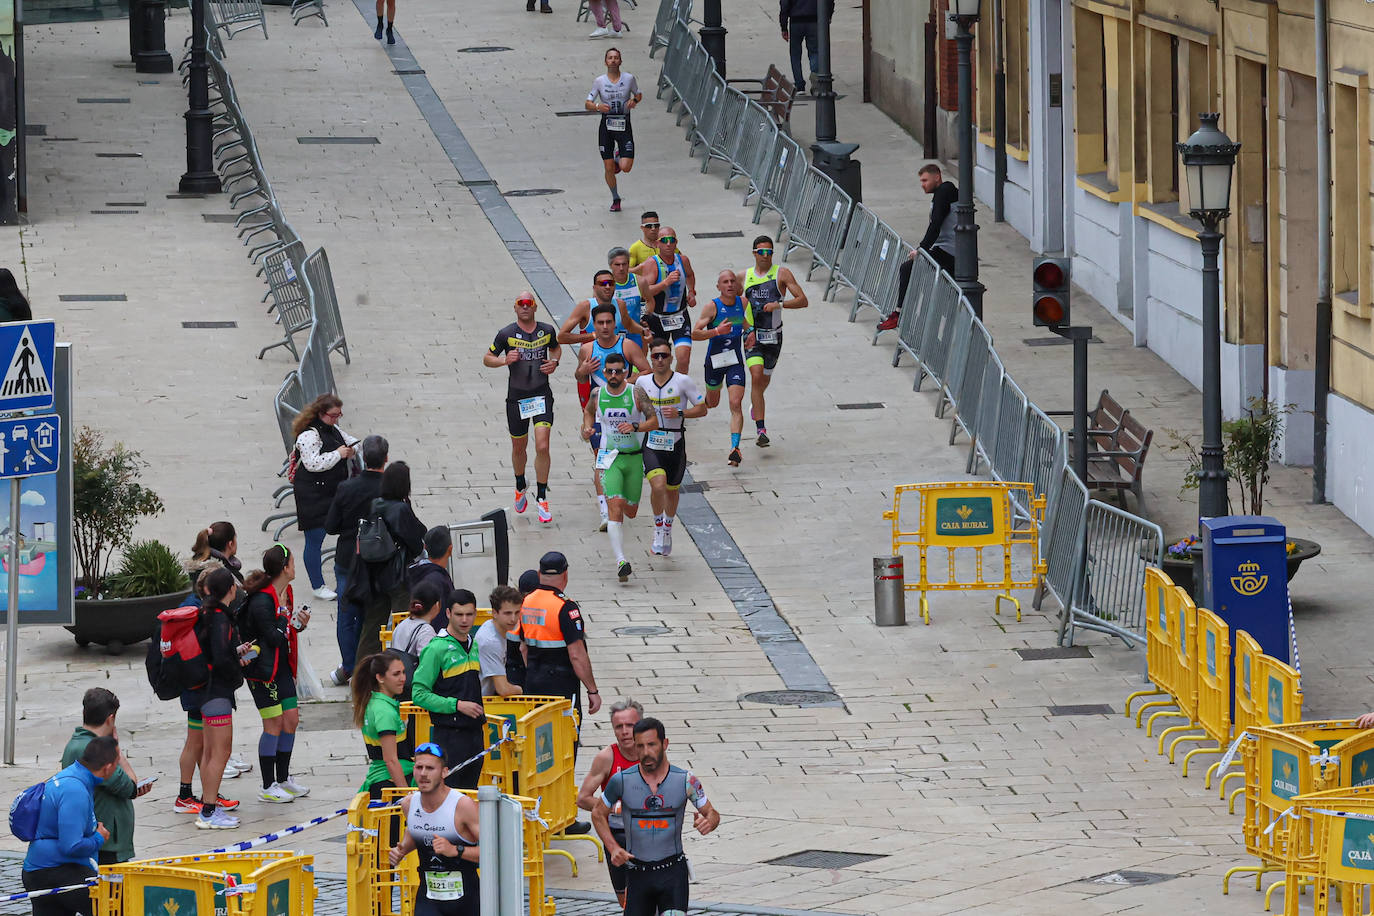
[389,744,481,916]
[576,698,643,909]
[484,291,561,524]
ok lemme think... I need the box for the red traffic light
[1032,256,1071,329]
[1034,296,1065,325]
[1033,261,1065,289]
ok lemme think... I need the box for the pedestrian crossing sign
[0,320,55,412]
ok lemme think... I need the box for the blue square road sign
[0,414,61,479]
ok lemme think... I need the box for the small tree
[1165,397,1295,517]
[72,427,164,594]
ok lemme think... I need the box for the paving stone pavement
[1,1,1372,914]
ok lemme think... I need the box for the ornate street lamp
[949,0,984,318]
[1177,112,1240,521]
[180,0,222,194]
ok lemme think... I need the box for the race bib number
[605,116,628,132]
[646,430,675,451]
[659,312,687,332]
[596,448,619,471]
[754,328,780,345]
[424,871,465,901]
[518,396,547,419]
[710,349,739,369]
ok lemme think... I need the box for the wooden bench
[1085,412,1152,508]
[728,64,796,127]
[1055,389,1128,447]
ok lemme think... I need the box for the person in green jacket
[412,589,486,789]
[352,651,414,799]
[60,688,152,864]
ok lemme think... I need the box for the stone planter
[65,589,193,655]
[1155,536,1322,602]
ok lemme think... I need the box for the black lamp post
[179,0,222,194]
[810,0,862,202]
[1177,112,1240,522]
[700,0,726,77]
[133,0,173,73]
[950,0,984,319]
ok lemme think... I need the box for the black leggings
[22,864,96,916]
[624,857,689,916]
[431,724,485,789]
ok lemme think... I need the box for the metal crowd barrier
[211,0,268,40]
[751,133,805,228]
[1059,500,1162,648]
[969,351,1003,475]
[290,0,327,26]
[649,0,690,58]
[824,204,878,302]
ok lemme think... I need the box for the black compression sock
[515,474,528,492]
[201,802,217,818]
[260,756,276,789]
[178,783,194,800]
[755,418,766,432]
[276,750,293,785]
[536,482,548,500]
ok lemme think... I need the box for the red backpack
[145,606,212,700]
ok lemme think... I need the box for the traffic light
[1032,257,1071,328]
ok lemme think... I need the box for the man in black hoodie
[405,527,455,631]
[780,0,830,95]
[324,434,388,685]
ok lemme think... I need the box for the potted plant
[1161,398,1321,597]
[66,427,189,654]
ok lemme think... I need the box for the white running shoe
[313,586,337,600]
[661,527,673,556]
[259,783,295,803]
[537,500,553,524]
[588,25,610,37]
[651,526,664,555]
[196,809,240,829]
[611,28,625,37]
[224,754,252,777]
[279,777,311,798]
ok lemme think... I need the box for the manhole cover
[765,849,888,869]
[503,188,563,197]
[1016,646,1092,660]
[614,625,671,637]
[456,46,512,52]
[740,690,841,706]
[1048,703,1114,716]
[1086,870,1176,887]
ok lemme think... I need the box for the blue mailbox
[1200,515,1291,664]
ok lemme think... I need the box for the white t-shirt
[475,620,508,697]
[634,372,705,446]
[392,616,437,657]
[588,73,641,116]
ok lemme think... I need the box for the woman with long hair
[185,521,245,595]
[352,651,413,799]
[239,544,312,803]
[291,394,359,601]
[189,568,249,830]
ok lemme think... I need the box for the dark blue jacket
[22,761,104,870]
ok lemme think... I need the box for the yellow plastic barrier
[1218,629,1267,806]
[398,702,511,791]
[1147,586,1197,741]
[1282,786,1374,916]
[95,850,315,916]
[882,481,1045,624]
[381,609,493,652]
[1125,566,1178,724]
[1180,606,1232,775]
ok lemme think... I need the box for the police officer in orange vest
[521,551,603,833]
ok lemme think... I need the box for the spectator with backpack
[291,394,361,602]
[404,526,455,632]
[183,521,246,599]
[391,579,444,686]
[352,651,414,800]
[190,568,252,830]
[238,544,312,805]
[325,434,389,687]
[412,589,486,789]
[350,461,426,661]
[19,734,118,915]
[58,689,152,866]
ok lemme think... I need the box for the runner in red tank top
[576,698,643,908]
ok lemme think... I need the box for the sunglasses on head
[658,236,677,245]
[415,742,445,759]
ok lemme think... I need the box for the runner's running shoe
[173,796,203,814]
[728,448,742,466]
[537,500,553,524]
[756,432,770,448]
[279,778,311,798]
[661,527,673,557]
[196,809,240,829]
[259,783,294,803]
[617,561,632,582]
[514,489,528,513]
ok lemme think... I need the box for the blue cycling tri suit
[703,296,748,390]
[647,254,691,347]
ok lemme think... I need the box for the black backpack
[145,606,211,700]
[356,498,399,563]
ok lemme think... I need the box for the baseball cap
[517,569,541,594]
[539,551,569,575]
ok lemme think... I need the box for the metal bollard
[874,556,906,626]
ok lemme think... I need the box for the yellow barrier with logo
[882,481,1045,624]
[1148,585,1198,741]
[398,702,513,792]
[1126,566,1179,724]
[1282,786,1374,916]
[1180,606,1232,774]
[95,850,315,916]
[382,608,493,652]
[1218,629,1267,805]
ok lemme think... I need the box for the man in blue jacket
[21,734,119,916]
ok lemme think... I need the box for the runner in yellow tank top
[737,234,808,448]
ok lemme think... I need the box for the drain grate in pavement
[460,179,499,188]
[837,402,884,410]
[741,689,842,707]
[106,201,146,207]
[765,849,888,869]
[1049,703,1114,716]
[554,110,599,117]
[456,46,512,52]
[678,481,710,493]
[503,188,563,197]
[298,136,380,145]
[42,137,79,142]
[96,152,142,158]
[167,192,206,199]
[78,97,130,103]
[1023,335,1104,346]
[1085,870,1177,887]
[692,230,744,239]
[1017,646,1092,660]
[393,68,426,75]
[90,209,139,214]
[202,213,238,223]
[182,321,238,329]
[613,625,671,637]
[59,294,126,302]
[24,124,46,136]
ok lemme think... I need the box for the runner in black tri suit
[635,226,697,376]
[586,47,642,213]
[737,234,807,449]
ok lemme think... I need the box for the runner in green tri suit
[581,352,660,582]
[738,235,808,449]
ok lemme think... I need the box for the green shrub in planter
[103,540,191,599]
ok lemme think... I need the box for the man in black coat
[879,164,960,331]
[405,526,456,631]
[324,434,388,685]
[780,0,830,95]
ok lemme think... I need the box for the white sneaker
[259,782,295,803]
[588,25,610,38]
[313,585,337,600]
[661,527,673,556]
[224,754,252,777]
[651,526,664,555]
[537,500,553,524]
[611,28,625,37]
[279,777,311,797]
[196,808,240,829]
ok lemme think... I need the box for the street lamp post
[700,0,726,77]
[810,0,862,202]
[179,0,222,194]
[1177,112,1241,523]
[949,0,985,319]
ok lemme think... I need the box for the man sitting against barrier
[591,718,721,916]
[388,744,481,916]
[878,163,958,332]
[413,590,487,790]
[21,734,118,916]
[577,698,643,910]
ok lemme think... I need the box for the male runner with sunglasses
[636,227,697,376]
[634,337,708,555]
[484,292,561,524]
[575,304,649,531]
[591,718,721,916]
[628,212,661,268]
[389,744,481,916]
[738,235,807,448]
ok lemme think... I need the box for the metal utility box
[447,509,509,602]
[1200,515,1291,664]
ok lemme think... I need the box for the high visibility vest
[521,587,570,650]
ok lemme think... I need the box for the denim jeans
[788,20,819,91]
[335,562,362,675]
[302,527,327,589]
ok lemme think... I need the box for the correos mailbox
[1200,515,1291,664]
